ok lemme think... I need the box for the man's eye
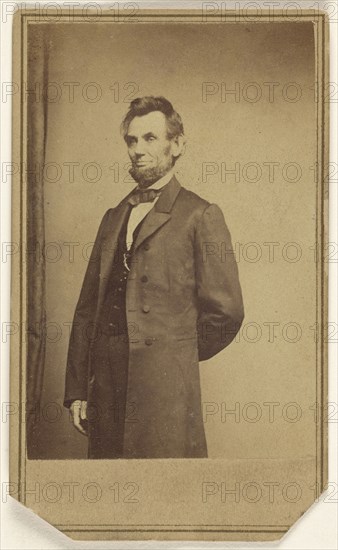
[146,136,156,142]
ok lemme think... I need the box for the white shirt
[126,170,174,251]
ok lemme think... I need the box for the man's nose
[134,141,146,156]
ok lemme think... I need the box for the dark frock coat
[64,176,244,458]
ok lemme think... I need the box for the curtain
[26,27,49,458]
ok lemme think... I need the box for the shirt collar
[137,169,175,191]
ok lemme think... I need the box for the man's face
[125,111,176,187]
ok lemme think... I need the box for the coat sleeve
[194,203,244,361]
[63,210,111,408]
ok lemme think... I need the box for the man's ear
[171,134,186,159]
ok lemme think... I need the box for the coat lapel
[97,176,181,309]
[132,175,181,252]
[97,190,135,309]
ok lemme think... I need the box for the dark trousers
[87,334,129,459]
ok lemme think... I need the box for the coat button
[141,275,148,283]
[144,243,150,250]
[142,305,150,313]
[145,337,153,346]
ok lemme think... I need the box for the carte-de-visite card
[9,7,329,542]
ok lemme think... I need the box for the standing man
[64,96,244,459]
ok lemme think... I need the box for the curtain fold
[26,27,49,458]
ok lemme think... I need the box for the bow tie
[128,188,162,206]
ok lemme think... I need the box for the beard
[129,159,174,188]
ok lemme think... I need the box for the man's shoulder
[99,207,114,224]
[177,184,211,213]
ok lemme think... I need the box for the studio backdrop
[26,21,317,461]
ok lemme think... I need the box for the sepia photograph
[8,6,331,543]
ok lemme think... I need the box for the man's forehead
[127,111,167,135]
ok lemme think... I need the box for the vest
[98,204,143,338]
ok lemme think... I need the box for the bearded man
[64,96,244,459]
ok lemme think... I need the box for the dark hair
[121,96,184,141]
